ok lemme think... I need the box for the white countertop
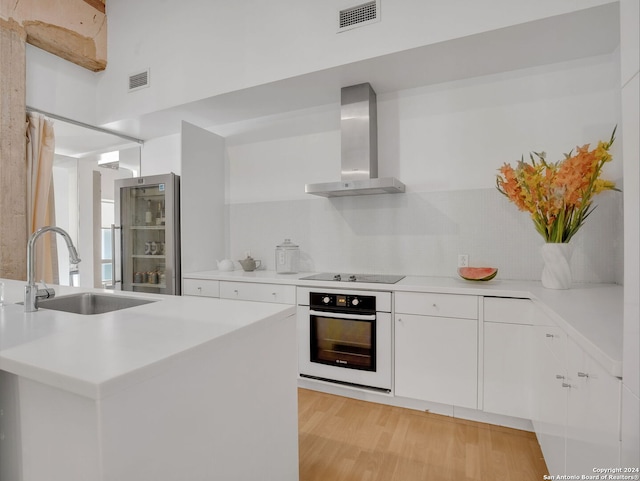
[184,270,624,377]
[0,279,295,400]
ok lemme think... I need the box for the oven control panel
[309,292,376,312]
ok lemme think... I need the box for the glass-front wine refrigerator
[114,173,181,295]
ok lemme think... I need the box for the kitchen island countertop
[0,278,296,399]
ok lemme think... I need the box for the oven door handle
[309,310,376,321]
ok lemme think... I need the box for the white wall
[99,164,133,201]
[180,122,226,274]
[227,55,621,203]
[223,54,623,281]
[620,0,640,467]
[140,134,181,177]
[97,0,614,125]
[52,156,78,285]
[25,45,99,125]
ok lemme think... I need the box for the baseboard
[298,376,534,432]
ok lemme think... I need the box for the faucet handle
[38,280,56,299]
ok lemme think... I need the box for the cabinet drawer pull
[546,333,554,338]
[561,382,572,388]
[555,374,565,380]
[577,372,589,378]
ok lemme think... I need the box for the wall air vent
[338,1,380,32]
[128,69,150,92]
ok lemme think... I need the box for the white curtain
[26,112,59,284]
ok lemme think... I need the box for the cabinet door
[182,278,220,298]
[483,322,532,419]
[566,338,621,474]
[532,325,568,476]
[0,372,20,481]
[219,281,296,304]
[395,314,478,409]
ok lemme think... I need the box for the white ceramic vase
[540,243,574,289]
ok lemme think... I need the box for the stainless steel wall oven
[297,287,392,392]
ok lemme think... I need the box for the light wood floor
[298,388,548,481]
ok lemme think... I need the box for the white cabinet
[395,293,478,409]
[532,320,568,476]
[219,281,296,305]
[566,337,621,473]
[483,298,534,419]
[531,306,621,476]
[182,278,220,297]
[0,372,20,481]
[183,279,296,305]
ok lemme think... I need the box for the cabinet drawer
[182,278,220,298]
[484,297,534,325]
[395,292,477,319]
[220,281,296,304]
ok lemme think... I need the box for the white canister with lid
[275,238,300,274]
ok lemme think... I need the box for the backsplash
[228,187,623,283]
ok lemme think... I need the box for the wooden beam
[83,0,106,14]
[0,18,28,281]
[2,0,107,72]
[23,20,106,72]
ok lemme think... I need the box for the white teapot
[216,259,235,272]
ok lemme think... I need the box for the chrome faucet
[25,226,81,312]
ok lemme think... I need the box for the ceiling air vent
[338,1,380,32]
[128,69,150,92]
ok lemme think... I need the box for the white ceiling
[63,3,620,152]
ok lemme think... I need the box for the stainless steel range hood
[305,83,405,197]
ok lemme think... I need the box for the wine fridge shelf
[131,283,167,288]
[129,226,166,230]
[132,255,166,259]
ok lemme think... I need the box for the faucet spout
[25,226,82,312]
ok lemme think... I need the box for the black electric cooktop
[300,273,405,284]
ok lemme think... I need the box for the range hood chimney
[305,83,405,197]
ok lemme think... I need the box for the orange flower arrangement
[496,128,618,243]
